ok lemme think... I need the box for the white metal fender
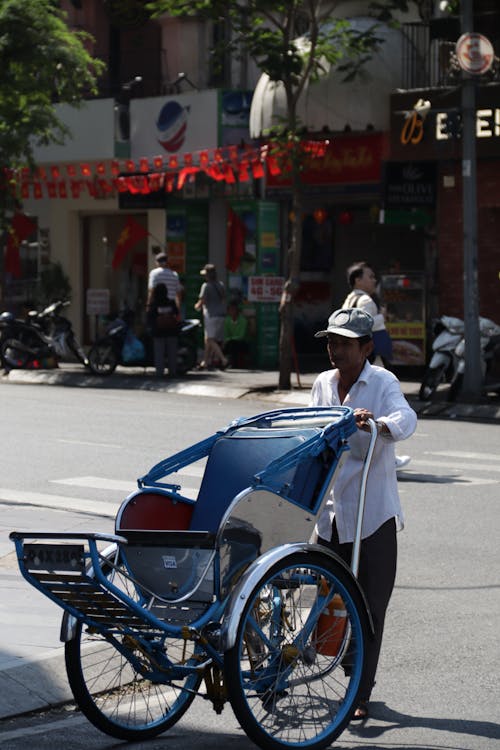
[220,542,373,653]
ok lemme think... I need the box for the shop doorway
[82,214,148,343]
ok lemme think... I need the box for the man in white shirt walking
[343,260,411,470]
[147,251,183,311]
[310,307,417,722]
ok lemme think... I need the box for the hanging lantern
[111,160,121,176]
[153,155,163,170]
[47,182,57,198]
[125,160,135,173]
[50,165,61,180]
[66,164,77,177]
[80,163,92,177]
[199,151,209,168]
[139,158,149,173]
[96,162,106,175]
[58,182,68,198]
[313,208,327,225]
[33,182,43,199]
[168,155,178,170]
[338,210,353,225]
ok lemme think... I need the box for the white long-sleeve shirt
[343,290,385,332]
[310,362,417,543]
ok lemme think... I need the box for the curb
[2,367,500,422]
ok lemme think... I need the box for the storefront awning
[250,17,404,138]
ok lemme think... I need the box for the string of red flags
[4,140,329,201]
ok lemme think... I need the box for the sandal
[351,700,369,722]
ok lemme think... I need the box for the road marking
[0,488,117,518]
[51,475,200,497]
[411,458,500,473]
[52,476,135,492]
[57,438,122,449]
[426,450,500,461]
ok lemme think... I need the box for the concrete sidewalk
[1,362,499,722]
[2,361,500,421]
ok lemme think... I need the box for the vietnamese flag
[225,207,247,272]
[5,213,36,278]
[112,216,149,270]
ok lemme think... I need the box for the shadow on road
[343,700,500,746]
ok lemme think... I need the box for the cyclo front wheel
[65,547,202,741]
[224,550,370,750]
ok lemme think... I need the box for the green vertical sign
[256,201,281,368]
[166,202,208,316]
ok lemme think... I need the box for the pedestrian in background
[146,283,179,378]
[223,300,249,367]
[310,307,417,722]
[343,261,410,470]
[147,251,183,312]
[194,263,228,370]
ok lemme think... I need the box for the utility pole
[460,0,482,401]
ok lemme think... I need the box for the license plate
[24,543,85,572]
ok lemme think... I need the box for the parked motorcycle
[419,315,464,400]
[87,309,200,376]
[0,300,88,372]
[0,311,57,371]
[447,316,500,401]
[32,300,89,366]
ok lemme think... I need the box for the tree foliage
[0,0,104,200]
[147,0,410,387]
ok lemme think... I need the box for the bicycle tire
[87,341,118,375]
[65,549,202,741]
[224,550,369,750]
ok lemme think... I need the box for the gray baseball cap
[314,308,374,338]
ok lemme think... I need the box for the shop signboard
[380,273,426,366]
[226,201,281,368]
[247,276,284,302]
[384,161,436,208]
[267,133,386,191]
[390,84,500,160]
[86,288,110,316]
[165,202,208,313]
[130,91,218,159]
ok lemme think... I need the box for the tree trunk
[278,183,303,390]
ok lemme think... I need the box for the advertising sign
[384,161,436,208]
[247,276,284,302]
[130,91,218,159]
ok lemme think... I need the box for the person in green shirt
[223,301,249,367]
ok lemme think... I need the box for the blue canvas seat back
[190,428,320,533]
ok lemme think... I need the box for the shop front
[389,84,500,355]
[265,133,431,370]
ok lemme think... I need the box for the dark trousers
[319,516,397,701]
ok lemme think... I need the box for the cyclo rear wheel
[224,550,370,750]
[65,547,202,741]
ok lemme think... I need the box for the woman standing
[147,283,179,378]
[194,264,228,370]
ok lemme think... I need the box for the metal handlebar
[351,418,378,578]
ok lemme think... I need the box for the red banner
[267,134,388,188]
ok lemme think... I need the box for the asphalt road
[0,384,499,749]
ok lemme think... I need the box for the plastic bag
[122,334,145,363]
